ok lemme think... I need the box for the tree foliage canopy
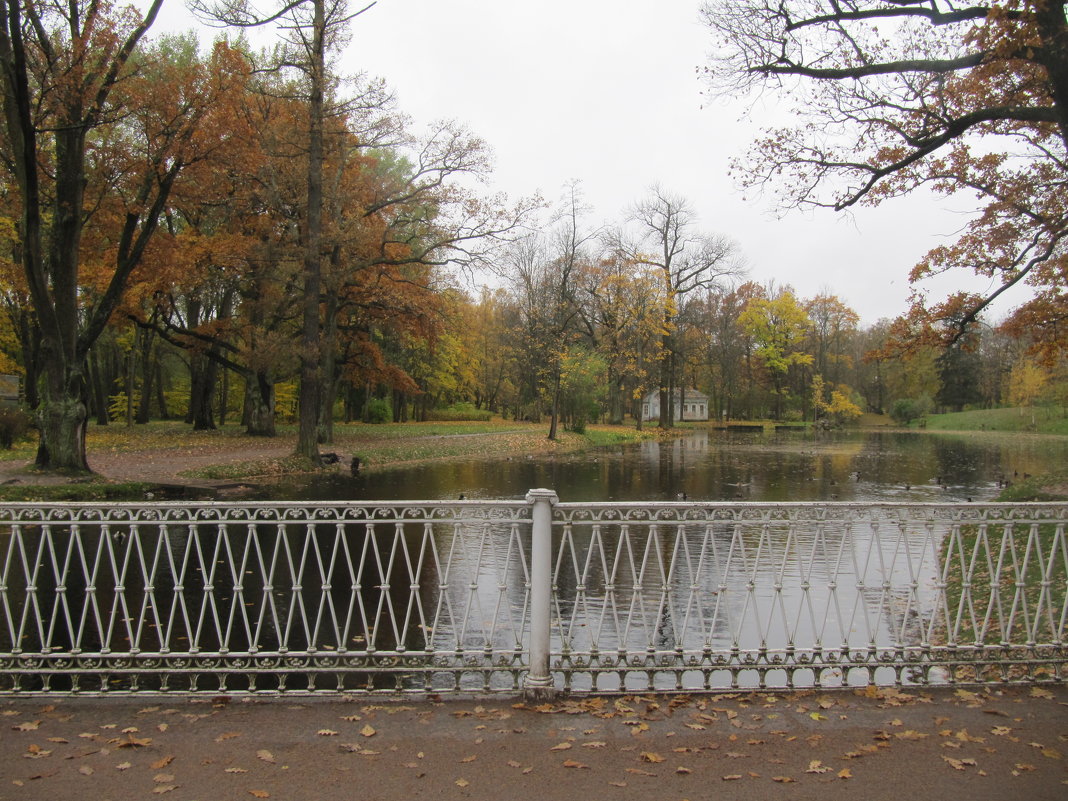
[702,0,1068,357]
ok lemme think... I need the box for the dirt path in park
[0,438,297,489]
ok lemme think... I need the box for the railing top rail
[0,499,1064,509]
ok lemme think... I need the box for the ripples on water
[267,429,1068,503]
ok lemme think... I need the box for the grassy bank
[922,405,1068,435]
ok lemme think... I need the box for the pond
[262,428,1068,503]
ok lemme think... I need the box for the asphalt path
[2,685,1066,800]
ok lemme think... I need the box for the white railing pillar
[523,488,558,701]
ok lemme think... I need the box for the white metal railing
[0,493,1065,695]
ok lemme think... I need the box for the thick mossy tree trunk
[35,351,90,472]
[245,371,276,437]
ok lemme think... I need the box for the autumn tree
[702,1,1068,355]
[739,287,814,420]
[0,1,247,470]
[624,186,743,428]
[1007,358,1049,424]
[576,244,665,426]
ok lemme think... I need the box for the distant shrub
[891,396,933,426]
[0,407,31,448]
[364,398,392,424]
[426,402,492,422]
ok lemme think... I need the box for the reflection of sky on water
[267,429,1068,504]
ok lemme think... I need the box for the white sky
[156,0,1024,326]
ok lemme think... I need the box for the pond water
[263,429,1068,503]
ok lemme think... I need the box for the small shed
[641,388,709,422]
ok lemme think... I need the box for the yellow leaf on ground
[838,768,853,779]
[640,752,665,763]
[360,725,376,738]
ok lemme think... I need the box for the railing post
[524,488,558,701]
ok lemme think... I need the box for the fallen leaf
[455,778,470,788]
[895,730,930,741]
[248,791,270,799]
[460,755,477,763]
[809,712,827,721]
[943,757,967,771]
[722,774,742,781]
[341,715,362,722]
[583,741,607,748]
[256,750,276,764]
[46,737,69,744]
[806,760,830,774]
[317,729,338,737]
[773,776,796,783]
[224,768,248,774]
[562,759,589,769]
[991,726,1013,736]
[154,774,175,783]
[152,787,178,795]
[608,780,627,787]
[640,752,665,763]
[115,762,131,771]
[13,721,41,731]
[1030,688,1054,700]
[360,725,376,738]
[838,768,853,779]
[116,736,151,749]
[151,756,174,770]
[78,765,94,776]
[549,742,572,752]
[23,745,52,759]
[675,766,692,775]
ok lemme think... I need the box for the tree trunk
[547,368,561,441]
[189,354,218,431]
[295,0,326,464]
[245,371,276,437]
[135,327,156,424]
[34,354,89,472]
[317,292,339,444]
[86,347,109,425]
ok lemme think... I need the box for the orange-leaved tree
[702,1,1067,356]
[0,0,247,470]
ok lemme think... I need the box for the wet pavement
[1,685,1066,800]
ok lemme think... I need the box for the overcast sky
[159,0,1020,326]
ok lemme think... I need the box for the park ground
[0,685,1065,801]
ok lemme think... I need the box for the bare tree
[624,187,743,428]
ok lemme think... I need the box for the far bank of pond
[262,427,1068,503]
